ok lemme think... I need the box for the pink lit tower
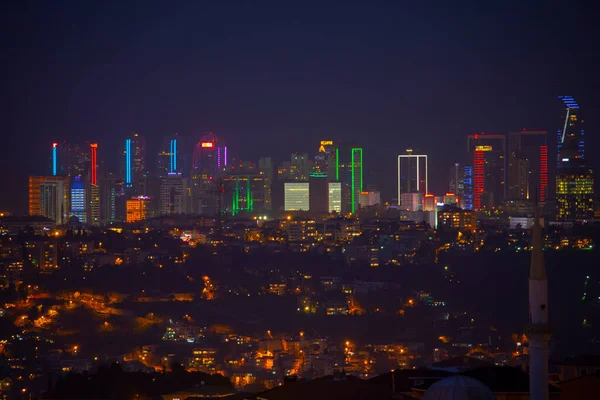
[526,204,551,400]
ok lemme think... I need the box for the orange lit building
[437,206,477,231]
[29,176,70,217]
[126,196,150,223]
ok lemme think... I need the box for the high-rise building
[466,133,506,210]
[337,145,363,213]
[258,157,273,210]
[137,177,161,218]
[398,149,428,209]
[99,175,124,224]
[400,193,423,212]
[39,180,67,224]
[309,173,329,214]
[70,176,87,224]
[191,133,226,215]
[29,176,69,217]
[290,153,310,181]
[314,140,337,178]
[160,175,190,215]
[508,130,548,202]
[328,182,342,213]
[126,196,150,223]
[284,182,309,211]
[556,158,594,221]
[157,135,184,177]
[124,132,146,187]
[556,98,594,221]
[557,96,584,168]
[88,183,100,226]
[463,165,474,210]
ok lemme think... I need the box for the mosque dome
[423,375,494,400]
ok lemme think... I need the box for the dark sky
[1,0,598,213]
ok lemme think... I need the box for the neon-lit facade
[463,166,473,210]
[398,150,428,208]
[557,96,584,168]
[473,150,485,210]
[124,133,146,187]
[70,177,87,224]
[90,143,98,185]
[466,133,506,209]
[508,130,547,202]
[52,143,58,176]
[350,148,363,213]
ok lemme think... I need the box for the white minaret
[527,204,551,400]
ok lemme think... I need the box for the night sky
[2,1,598,213]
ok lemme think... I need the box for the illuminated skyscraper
[398,149,428,209]
[157,135,184,177]
[508,130,548,202]
[328,182,342,213]
[191,132,226,215]
[337,145,363,213]
[29,176,69,217]
[39,180,67,224]
[126,196,150,223]
[448,163,465,208]
[557,96,584,168]
[54,141,91,178]
[466,133,506,210]
[70,176,87,224]
[124,132,146,187]
[284,182,310,211]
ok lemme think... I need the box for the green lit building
[337,145,363,213]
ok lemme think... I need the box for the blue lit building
[70,176,87,224]
[557,96,584,168]
[463,165,473,211]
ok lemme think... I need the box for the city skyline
[2,2,598,214]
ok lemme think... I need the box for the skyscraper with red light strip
[508,130,548,202]
[466,133,506,210]
[90,143,98,185]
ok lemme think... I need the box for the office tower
[124,132,146,187]
[157,135,184,177]
[222,161,269,215]
[70,176,87,224]
[290,153,310,181]
[88,183,100,226]
[508,130,548,202]
[126,196,150,223]
[463,165,474,210]
[556,154,594,221]
[557,96,584,168]
[314,140,337,178]
[397,149,428,209]
[309,172,329,214]
[160,175,190,215]
[526,206,550,400]
[136,177,161,218]
[358,191,381,208]
[29,176,69,216]
[328,182,342,213]
[337,145,363,213]
[39,180,67,224]
[90,143,98,185]
[284,182,310,211]
[99,175,124,224]
[258,157,273,210]
[191,133,226,215]
[466,133,506,210]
